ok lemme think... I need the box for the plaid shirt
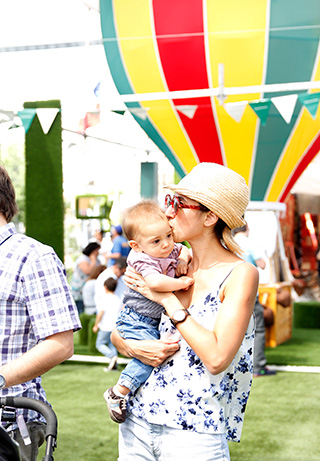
[0,223,81,427]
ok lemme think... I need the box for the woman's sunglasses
[164,194,207,217]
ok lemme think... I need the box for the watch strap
[171,308,190,326]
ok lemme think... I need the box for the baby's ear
[129,240,142,252]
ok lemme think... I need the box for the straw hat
[165,162,249,229]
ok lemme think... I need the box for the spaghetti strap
[218,261,245,289]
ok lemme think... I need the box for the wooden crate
[258,283,293,348]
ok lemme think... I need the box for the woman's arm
[78,253,98,275]
[124,263,258,375]
[144,273,194,292]
[111,329,180,367]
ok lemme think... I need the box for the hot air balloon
[99,0,320,203]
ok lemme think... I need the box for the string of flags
[111,91,320,125]
[0,108,60,134]
[1,91,319,136]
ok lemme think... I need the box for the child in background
[104,200,194,423]
[93,277,122,372]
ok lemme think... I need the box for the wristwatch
[170,309,190,326]
[0,374,6,390]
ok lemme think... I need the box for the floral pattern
[128,275,254,443]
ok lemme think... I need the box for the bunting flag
[271,94,298,124]
[176,105,198,119]
[94,82,101,98]
[17,109,37,133]
[111,110,126,115]
[0,110,15,123]
[36,108,60,134]
[224,101,247,123]
[128,107,149,120]
[79,107,100,132]
[298,92,320,119]
[249,99,272,126]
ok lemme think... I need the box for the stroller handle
[0,396,58,440]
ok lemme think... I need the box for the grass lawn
[265,328,320,366]
[37,328,320,460]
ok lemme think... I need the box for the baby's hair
[122,200,168,241]
[104,277,117,292]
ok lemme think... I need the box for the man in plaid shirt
[0,165,81,460]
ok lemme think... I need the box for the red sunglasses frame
[165,194,206,216]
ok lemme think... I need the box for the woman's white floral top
[128,265,255,443]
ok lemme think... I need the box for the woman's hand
[111,329,179,367]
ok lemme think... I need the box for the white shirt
[98,293,122,332]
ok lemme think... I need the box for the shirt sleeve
[22,250,81,341]
[130,253,163,277]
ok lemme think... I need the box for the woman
[82,264,106,315]
[112,163,259,461]
[71,242,101,314]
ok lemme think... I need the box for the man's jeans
[118,414,230,461]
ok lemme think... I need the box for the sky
[0,0,319,201]
[0,0,174,221]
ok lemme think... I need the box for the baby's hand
[175,258,189,276]
[178,276,194,291]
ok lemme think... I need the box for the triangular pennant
[298,92,320,119]
[271,94,298,124]
[36,108,60,134]
[111,110,126,116]
[249,99,272,126]
[176,105,198,119]
[224,101,247,123]
[94,82,101,98]
[128,107,149,120]
[17,109,37,133]
[0,110,15,123]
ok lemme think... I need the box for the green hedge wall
[293,301,320,329]
[24,100,64,261]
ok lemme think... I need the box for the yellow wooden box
[258,283,293,348]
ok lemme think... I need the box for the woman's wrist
[160,293,182,318]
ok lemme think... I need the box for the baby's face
[135,219,175,258]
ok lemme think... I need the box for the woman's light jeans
[118,413,230,461]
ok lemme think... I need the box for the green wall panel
[24,100,64,261]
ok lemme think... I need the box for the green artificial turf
[37,327,320,460]
[74,328,320,366]
[265,328,320,366]
[38,364,320,461]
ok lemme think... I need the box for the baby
[104,200,193,423]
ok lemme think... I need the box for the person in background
[71,241,101,314]
[111,163,258,461]
[105,225,130,267]
[82,264,107,315]
[233,223,276,377]
[93,277,122,372]
[93,228,112,265]
[0,164,81,461]
[94,257,127,313]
